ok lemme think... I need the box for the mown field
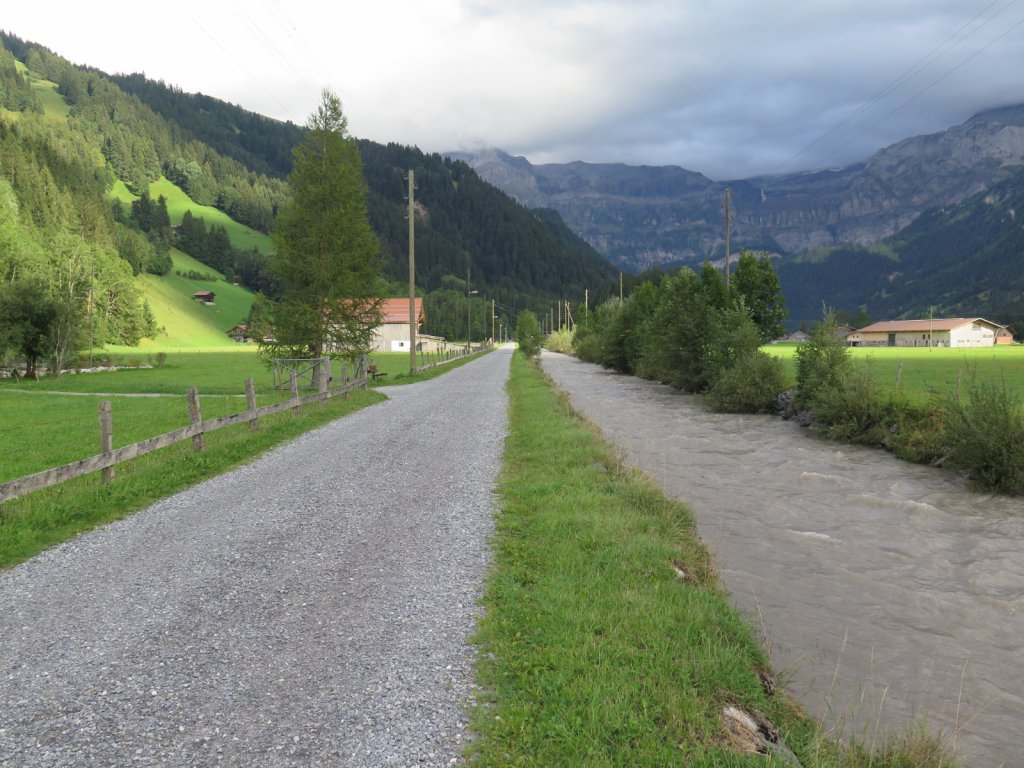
[766,343,1024,405]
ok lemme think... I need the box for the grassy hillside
[110,177,275,255]
[136,249,255,349]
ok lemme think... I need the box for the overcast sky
[5,1,1024,179]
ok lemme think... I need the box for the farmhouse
[192,291,215,304]
[846,318,1013,348]
[371,298,446,353]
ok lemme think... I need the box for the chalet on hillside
[846,318,1013,348]
[227,323,249,342]
[193,291,215,304]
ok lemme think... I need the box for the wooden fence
[0,357,369,505]
[413,341,493,372]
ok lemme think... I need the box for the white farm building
[846,318,1013,348]
[371,298,447,353]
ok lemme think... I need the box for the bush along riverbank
[470,351,957,766]
[783,319,1024,495]
[557,260,1024,496]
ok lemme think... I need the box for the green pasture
[137,248,255,348]
[0,390,263,484]
[1,349,273,395]
[766,344,1024,405]
[156,177,275,254]
[111,177,275,255]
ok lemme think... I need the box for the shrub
[515,310,542,359]
[939,377,1024,494]
[572,322,603,363]
[794,314,851,409]
[544,328,574,354]
[706,351,787,413]
[812,365,888,441]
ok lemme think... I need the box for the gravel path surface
[0,347,512,767]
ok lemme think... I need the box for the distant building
[192,291,215,304]
[227,323,249,342]
[846,318,1012,348]
[371,298,447,353]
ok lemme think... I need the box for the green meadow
[766,343,1024,406]
[111,177,275,255]
[137,249,256,349]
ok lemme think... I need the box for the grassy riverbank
[470,352,956,766]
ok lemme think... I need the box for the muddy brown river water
[541,351,1023,767]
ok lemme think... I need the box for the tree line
[567,252,788,413]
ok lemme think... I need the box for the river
[540,351,1022,767]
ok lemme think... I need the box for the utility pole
[619,272,623,303]
[407,170,416,373]
[585,288,589,317]
[724,187,732,289]
[466,264,471,351]
[557,300,561,331]
[491,298,495,343]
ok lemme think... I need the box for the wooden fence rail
[0,359,368,506]
[413,342,493,372]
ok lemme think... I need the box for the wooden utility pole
[557,300,561,331]
[585,288,589,316]
[408,170,417,373]
[619,272,623,302]
[466,264,471,351]
[724,188,732,288]
[491,298,495,343]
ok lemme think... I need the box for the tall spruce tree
[263,90,381,361]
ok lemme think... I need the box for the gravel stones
[0,349,511,767]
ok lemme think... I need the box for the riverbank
[469,352,956,766]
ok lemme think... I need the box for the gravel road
[0,347,512,767]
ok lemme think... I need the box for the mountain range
[450,104,1024,273]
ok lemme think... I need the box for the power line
[776,0,1018,172]
[256,0,381,139]
[186,11,297,121]
[227,0,321,104]
[818,12,1024,166]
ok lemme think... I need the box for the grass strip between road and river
[468,351,957,767]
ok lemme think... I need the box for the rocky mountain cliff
[450,104,1024,271]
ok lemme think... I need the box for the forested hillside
[90,71,621,339]
[778,168,1024,330]
[0,43,156,373]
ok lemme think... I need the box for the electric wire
[777,0,1019,172]
[818,12,1024,166]
[185,11,297,121]
[227,0,321,105]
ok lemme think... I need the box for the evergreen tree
[263,90,381,360]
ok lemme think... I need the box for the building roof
[850,318,1005,334]
[379,298,425,324]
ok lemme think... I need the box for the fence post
[290,371,299,413]
[895,361,904,390]
[246,377,258,431]
[318,358,330,400]
[341,362,349,399]
[362,354,369,390]
[187,387,204,452]
[99,401,115,484]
